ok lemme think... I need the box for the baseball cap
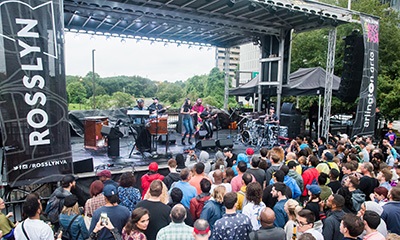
[137,99,144,103]
[149,162,159,172]
[103,184,118,197]
[223,147,232,152]
[306,185,321,195]
[324,152,334,161]
[246,148,255,156]
[97,170,112,178]
[64,195,78,208]
[62,175,77,185]
[287,161,299,169]
[152,97,159,100]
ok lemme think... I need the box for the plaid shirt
[84,193,106,217]
[156,222,194,240]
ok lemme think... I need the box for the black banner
[352,15,379,137]
[0,0,72,186]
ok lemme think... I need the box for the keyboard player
[128,99,151,152]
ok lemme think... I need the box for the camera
[100,213,108,226]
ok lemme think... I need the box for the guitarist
[148,97,170,115]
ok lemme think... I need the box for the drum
[241,130,253,144]
[147,117,168,135]
[279,126,288,138]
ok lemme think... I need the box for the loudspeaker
[158,135,176,145]
[216,139,233,148]
[73,158,94,174]
[195,140,216,150]
[101,126,123,139]
[195,130,208,140]
[281,102,296,114]
[280,114,302,139]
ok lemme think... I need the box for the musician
[264,106,279,125]
[132,99,147,125]
[200,105,216,139]
[148,97,165,115]
[192,98,204,130]
[181,98,194,145]
[131,99,151,152]
[134,98,146,111]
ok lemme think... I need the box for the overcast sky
[64,32,216,82]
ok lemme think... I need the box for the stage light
[249,2,257,11]
[227,0,235,8]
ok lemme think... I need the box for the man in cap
[97,170,118,188]
[89,184,130,240]
[148,97,165,115]
[316,150,339,175]
[141,162,164,198]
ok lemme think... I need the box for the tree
[111,91,134,108]
[66,81,87,104]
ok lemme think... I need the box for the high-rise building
[238,43,260,87]
[215,47,240,82]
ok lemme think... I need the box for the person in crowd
[359,162,379,201]
[284,199,300,240]
[213,192,252,240]
[190,178,212,221]
[243,182,266,230]
[266,154,282,184]
[135,180,171,240]
[237,173,254,211]
[223,147,237,168]
[168,188,194,226]
[163,159,181,189]
[198,150,212,174]
[191,98,204,131]
[143,181,169,205]
[262,170,292,209]
[122,207,149,240]
[170,168,197,209]
[359,140,371,163]
[59,195,89,240]
[141,162,164,198]
[224,167,235,184]
[339,175,365,213]
[200,185,226,231]
[357,201,388,238]
[118,172,141,212]
[296,209,323,240]
[231,161,251,192]
[89,217,121,240]
[316,151,339,175]
[232,153,251,176]
[175,154,186,171]
[321,194,346,240]
[369,186,389,205]
[360,210,386,240]
[207,159,225,183]
[287,161,303,193]
[301,156,319,201]
[156,204,194,240]
[14,194,54,239]
[85,180,106,221]
[318,173,333,201]
[97,170,119,188]
[181,98,194,145]
[382,186,400,235]
[185,147,198,168]
[271,182,288,228]
[339,213,364,240]
[246,155,266,188]
[385,128,397,146]
[192,219,211,240]
[259,147,270,170]
[377,168,393,190]
[89,184,130,240]
[210,169,232,193]
[327,168,342,194]
[45,174,76,229]
[304,185,321,223]
[189,162,211,195]
[269,165,301,199]
[0,198,15,240]
[249,207,285,240]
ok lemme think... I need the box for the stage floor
[71,129,252,173]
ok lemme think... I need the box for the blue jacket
[382,201,400,235]
[273,199,288,228]
[59,214,89,240]
[233,153,251,176]
[200,199,225,230]
[269,176,302,199]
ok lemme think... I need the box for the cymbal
[239,114,251,118]
[259,115,266,118]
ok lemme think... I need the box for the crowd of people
[2,131,400,240]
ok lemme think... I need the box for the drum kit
[236,113,287,149]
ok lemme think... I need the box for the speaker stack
[195,140,216,150]
[280,102,301,139]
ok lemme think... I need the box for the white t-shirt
[14,218,54,240]
[242,202,266,230]
[210,183,232,193]
[303,228,324,240]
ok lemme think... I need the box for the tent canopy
[229,67,341,96]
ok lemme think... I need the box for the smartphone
[219,165,225,172]
[100,213,108,226]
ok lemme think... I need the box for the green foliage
[111,91,134,108]
[157,81,185,106]
[66,81,87,104]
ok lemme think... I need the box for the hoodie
[199,151,211,174]
[200,198,225,230]
[232,153,251,176]
[141,172,164,198]
[190,193,211,221]
[322,210,345,240]
[163,172,180,189]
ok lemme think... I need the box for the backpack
[60,214,81,240]
[45,195,64,224]
[351,190,366,212]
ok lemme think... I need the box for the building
[215,47,240,82]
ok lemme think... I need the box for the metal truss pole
[321,28,337,140]
[224,48,230,110]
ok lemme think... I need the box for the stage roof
[64,0,357,48]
